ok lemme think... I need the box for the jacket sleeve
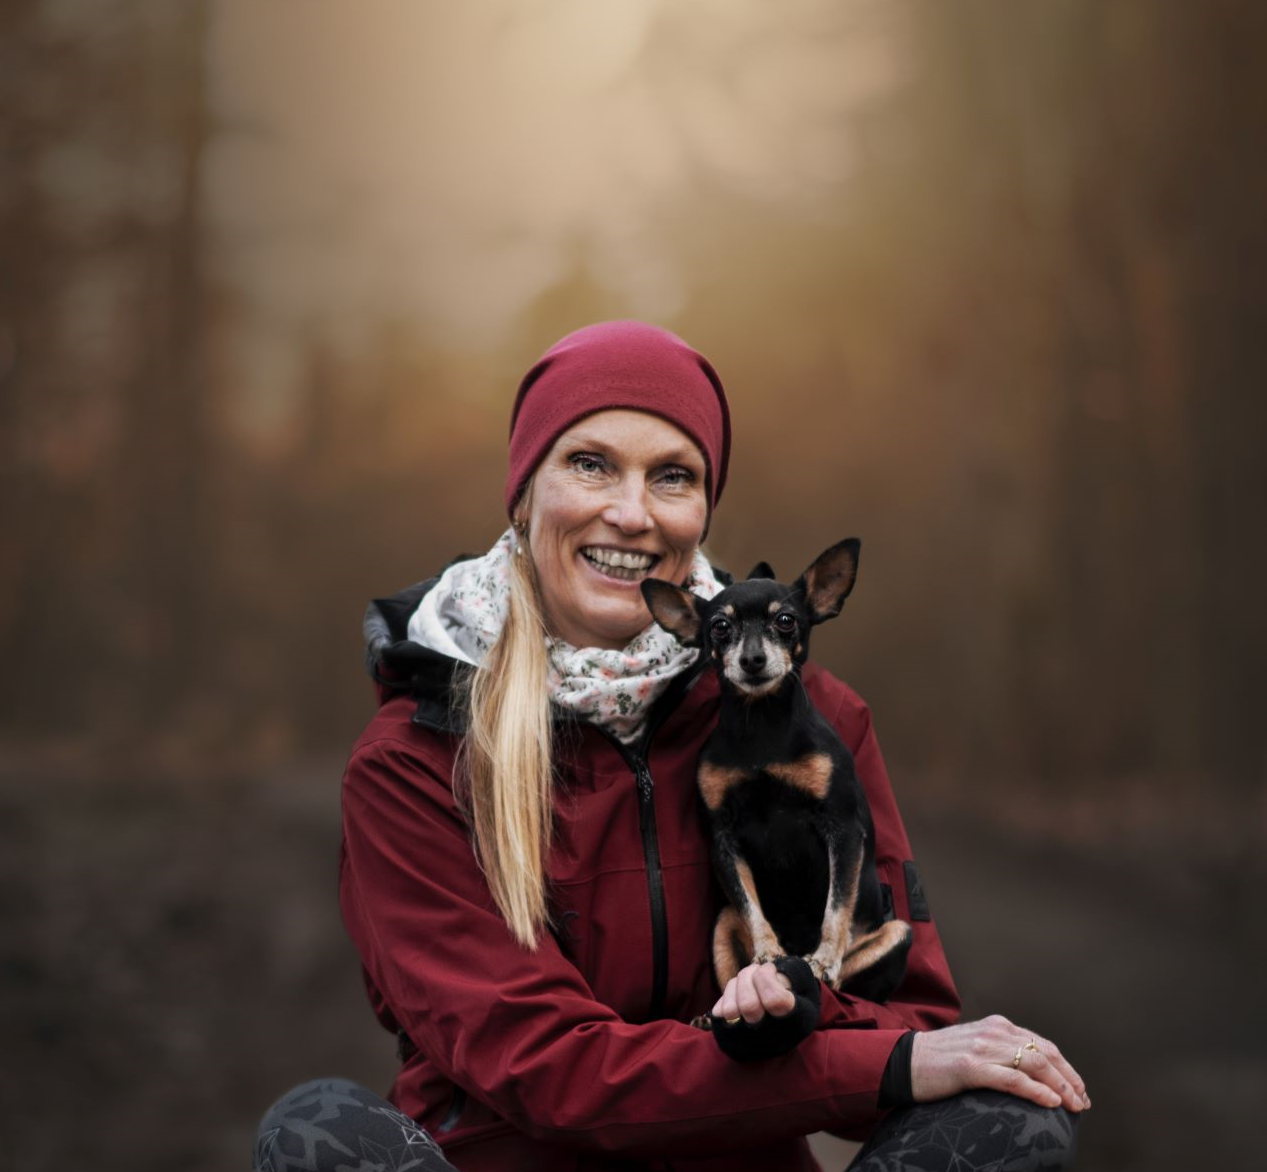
[339,734,909,1158]
[816,689,962,1036]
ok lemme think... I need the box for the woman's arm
[813,676,962,1034]
[340,730,908,1158]
[803,673,1089,1117]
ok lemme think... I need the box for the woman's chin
[557,596,652,650]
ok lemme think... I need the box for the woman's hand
[711,960,796,1023]
[911,1015,1091,1113]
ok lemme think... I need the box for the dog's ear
[794,538,860,625]
[746,561,776,581]
[640,579,703,645]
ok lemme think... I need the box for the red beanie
[505,320,731,516]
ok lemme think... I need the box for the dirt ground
[0,753,1259,1171]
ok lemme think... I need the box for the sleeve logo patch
[903,860,931,922]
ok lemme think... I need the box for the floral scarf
[407,528,723,743]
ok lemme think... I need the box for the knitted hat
[505,320,731,516]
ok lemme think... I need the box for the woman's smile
[578,545,661,581]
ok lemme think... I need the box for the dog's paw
[807,954,841,985]
[689,1013,714,1031]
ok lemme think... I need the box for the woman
[255,321,1088,1172]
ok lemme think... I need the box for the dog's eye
[710,617,732,641]
[774,613,797,634]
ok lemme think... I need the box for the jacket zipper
[598,729,672,1021]
[594,665,703,1024]
[632,753,669,1020]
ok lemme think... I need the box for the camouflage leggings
[846,1089,1078,1172]
[253,1079,1077,1172]
[253,1079,457,1172]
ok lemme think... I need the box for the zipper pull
[635,760,654,802]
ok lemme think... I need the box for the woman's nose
[601,479,653,533]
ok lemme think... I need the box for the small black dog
[642,538,911,1009]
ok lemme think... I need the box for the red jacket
[341,590,960,1172]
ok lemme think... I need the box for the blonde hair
[459,524,555,948]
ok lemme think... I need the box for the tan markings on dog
[794,642,803,658]
[765,752,834,800]
[767,600,781,615]
[735,858,783,960]
[836,919,911,986]
[712,905,752,987]
[697,762,749,811]
[721,603,735,618]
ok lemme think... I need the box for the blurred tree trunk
[1177,0,1267,791]
[125,0,213,719]
[0,2,81,728]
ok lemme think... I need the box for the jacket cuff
[877,1030,915,1108]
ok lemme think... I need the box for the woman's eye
[710,618,732,641]
[658,465,695,487]
[774,613,797,633]
[570,453,606,474]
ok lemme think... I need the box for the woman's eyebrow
[559,432,611,453]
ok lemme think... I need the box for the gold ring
[725,1016,742,1026]
[1025,1038,1038,1052]
[1012,1044,1025,1069]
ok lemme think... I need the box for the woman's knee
[850,1089,1078,1172]
[254,1077,455,1171]
[956,1090,1078,1172]
[258,1076,361,1129]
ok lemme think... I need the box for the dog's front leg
[712,830,784,968]
[807,828,863,986]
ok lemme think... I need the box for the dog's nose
[740,650,767,674]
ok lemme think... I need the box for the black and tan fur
[642,539,911,999]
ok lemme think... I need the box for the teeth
[583,547,655,570]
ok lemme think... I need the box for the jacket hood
[363,571,475,734]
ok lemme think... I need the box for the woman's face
[523,409,709,650]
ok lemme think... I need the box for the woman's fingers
[990,1065,1064,1110]
[989,1026,1089,1113]
[1026,1034,1091,1111]
[711,980,737,1021]
[710,962,795,1023]
[755,962,796,1017]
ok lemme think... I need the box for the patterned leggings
[253,1078,1077,1172]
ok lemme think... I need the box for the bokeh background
[2,1,1264,1169]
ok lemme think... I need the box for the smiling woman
[254,322,1083,1172]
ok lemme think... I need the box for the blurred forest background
[1,1,1263,1169]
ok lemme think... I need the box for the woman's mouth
[580,546,660,582]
